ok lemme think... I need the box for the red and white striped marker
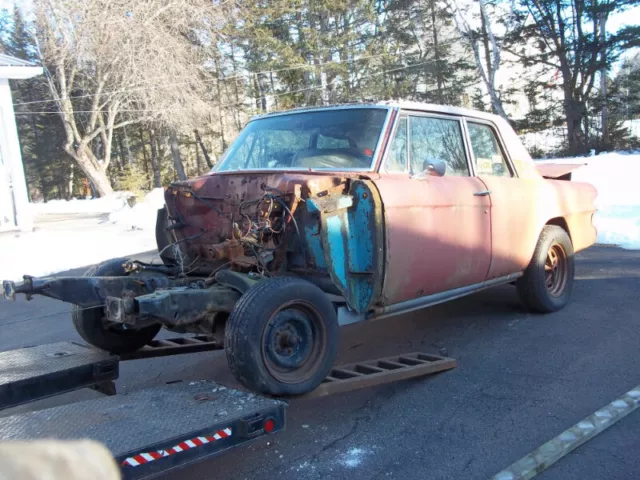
[121,427,232,467]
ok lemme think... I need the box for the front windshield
[213,108,389,172]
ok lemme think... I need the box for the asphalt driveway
[1,245,639,479]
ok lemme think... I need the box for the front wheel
[225,277,339,396]
[516,225,575,313]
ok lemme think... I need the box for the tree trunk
[117,133,126,170]
[123,127,134,167]
[149,128,162,188]
[194,129,213,169]
[430,0,443,104]
[76,158,114,196]
[599,12,609,150]
[564,91,587,155]
[138,126,150,177]
[67,163,74,200]
[194,139,203,176]
[255,74,268,113]
[169,130,187,181]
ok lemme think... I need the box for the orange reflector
[363,148,374,156]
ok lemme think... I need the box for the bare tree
[448,0,513,120]
[35,0,231,195]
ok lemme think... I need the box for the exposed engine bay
[152,172,385,326]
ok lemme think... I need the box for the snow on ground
[538,151,640,250]
[108,188,166,231]
[0,189,166,282]
[31,191,136,215]
[0,223,159,282]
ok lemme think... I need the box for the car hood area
[164,171,385,313]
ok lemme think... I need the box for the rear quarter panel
[480,175,597,279]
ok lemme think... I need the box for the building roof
[0,53,36,67]
[0,54,43,80]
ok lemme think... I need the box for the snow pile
[0,225,158,282]
[109,188,166,231]
[541,151,640,249]
[0,189,166,281]
[32,191,135,215]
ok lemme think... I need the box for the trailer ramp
[0,341,118,411]
[0,380,285,479]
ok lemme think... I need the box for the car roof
[250,100,541,179]
[253,100,504,124]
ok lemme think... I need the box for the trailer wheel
[516,225,575,313]
[225,277,338,396]
[72,258,161,354]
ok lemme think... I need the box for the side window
[468,122,512,177]
[385,117,407,172]
[409,116,469,176]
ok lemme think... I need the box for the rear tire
[225,277,338,396]
[516,225,574,313]
[72,258,161,354]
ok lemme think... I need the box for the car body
[164,101,597,321]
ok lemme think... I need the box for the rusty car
[3,102,597,396]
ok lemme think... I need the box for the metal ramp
[0,341,118,411]
[0,381,285,479]
[309,351,456,397]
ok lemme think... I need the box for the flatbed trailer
[0,337,455,478]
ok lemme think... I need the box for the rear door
[374,112,492,305]
[465,119,540,278]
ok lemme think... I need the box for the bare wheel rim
[261,300,327,385]
[544,242,568,297]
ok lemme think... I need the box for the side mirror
[425,159,446,177]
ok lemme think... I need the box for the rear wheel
[72,258,161,354]
[225,277,338,396]
[516,225,574,313]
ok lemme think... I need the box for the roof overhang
[0,66,44,80]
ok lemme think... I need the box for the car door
[373,112,492,306]
[465,119,540,278]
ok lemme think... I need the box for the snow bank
[0,189,166,281]
[109,188,166,231]
[0,226,158,282]
[540,151,640,249]
[32,192,136,215]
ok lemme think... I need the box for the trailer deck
[0,336,455,478]
[0,380,286,479]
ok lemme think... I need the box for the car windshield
[213,108,389,172]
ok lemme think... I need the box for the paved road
[1,246,639,479]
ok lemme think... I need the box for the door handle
[474,190,491,196]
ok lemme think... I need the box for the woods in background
[1,0,639,200]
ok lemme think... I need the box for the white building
[0,53,43,231]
